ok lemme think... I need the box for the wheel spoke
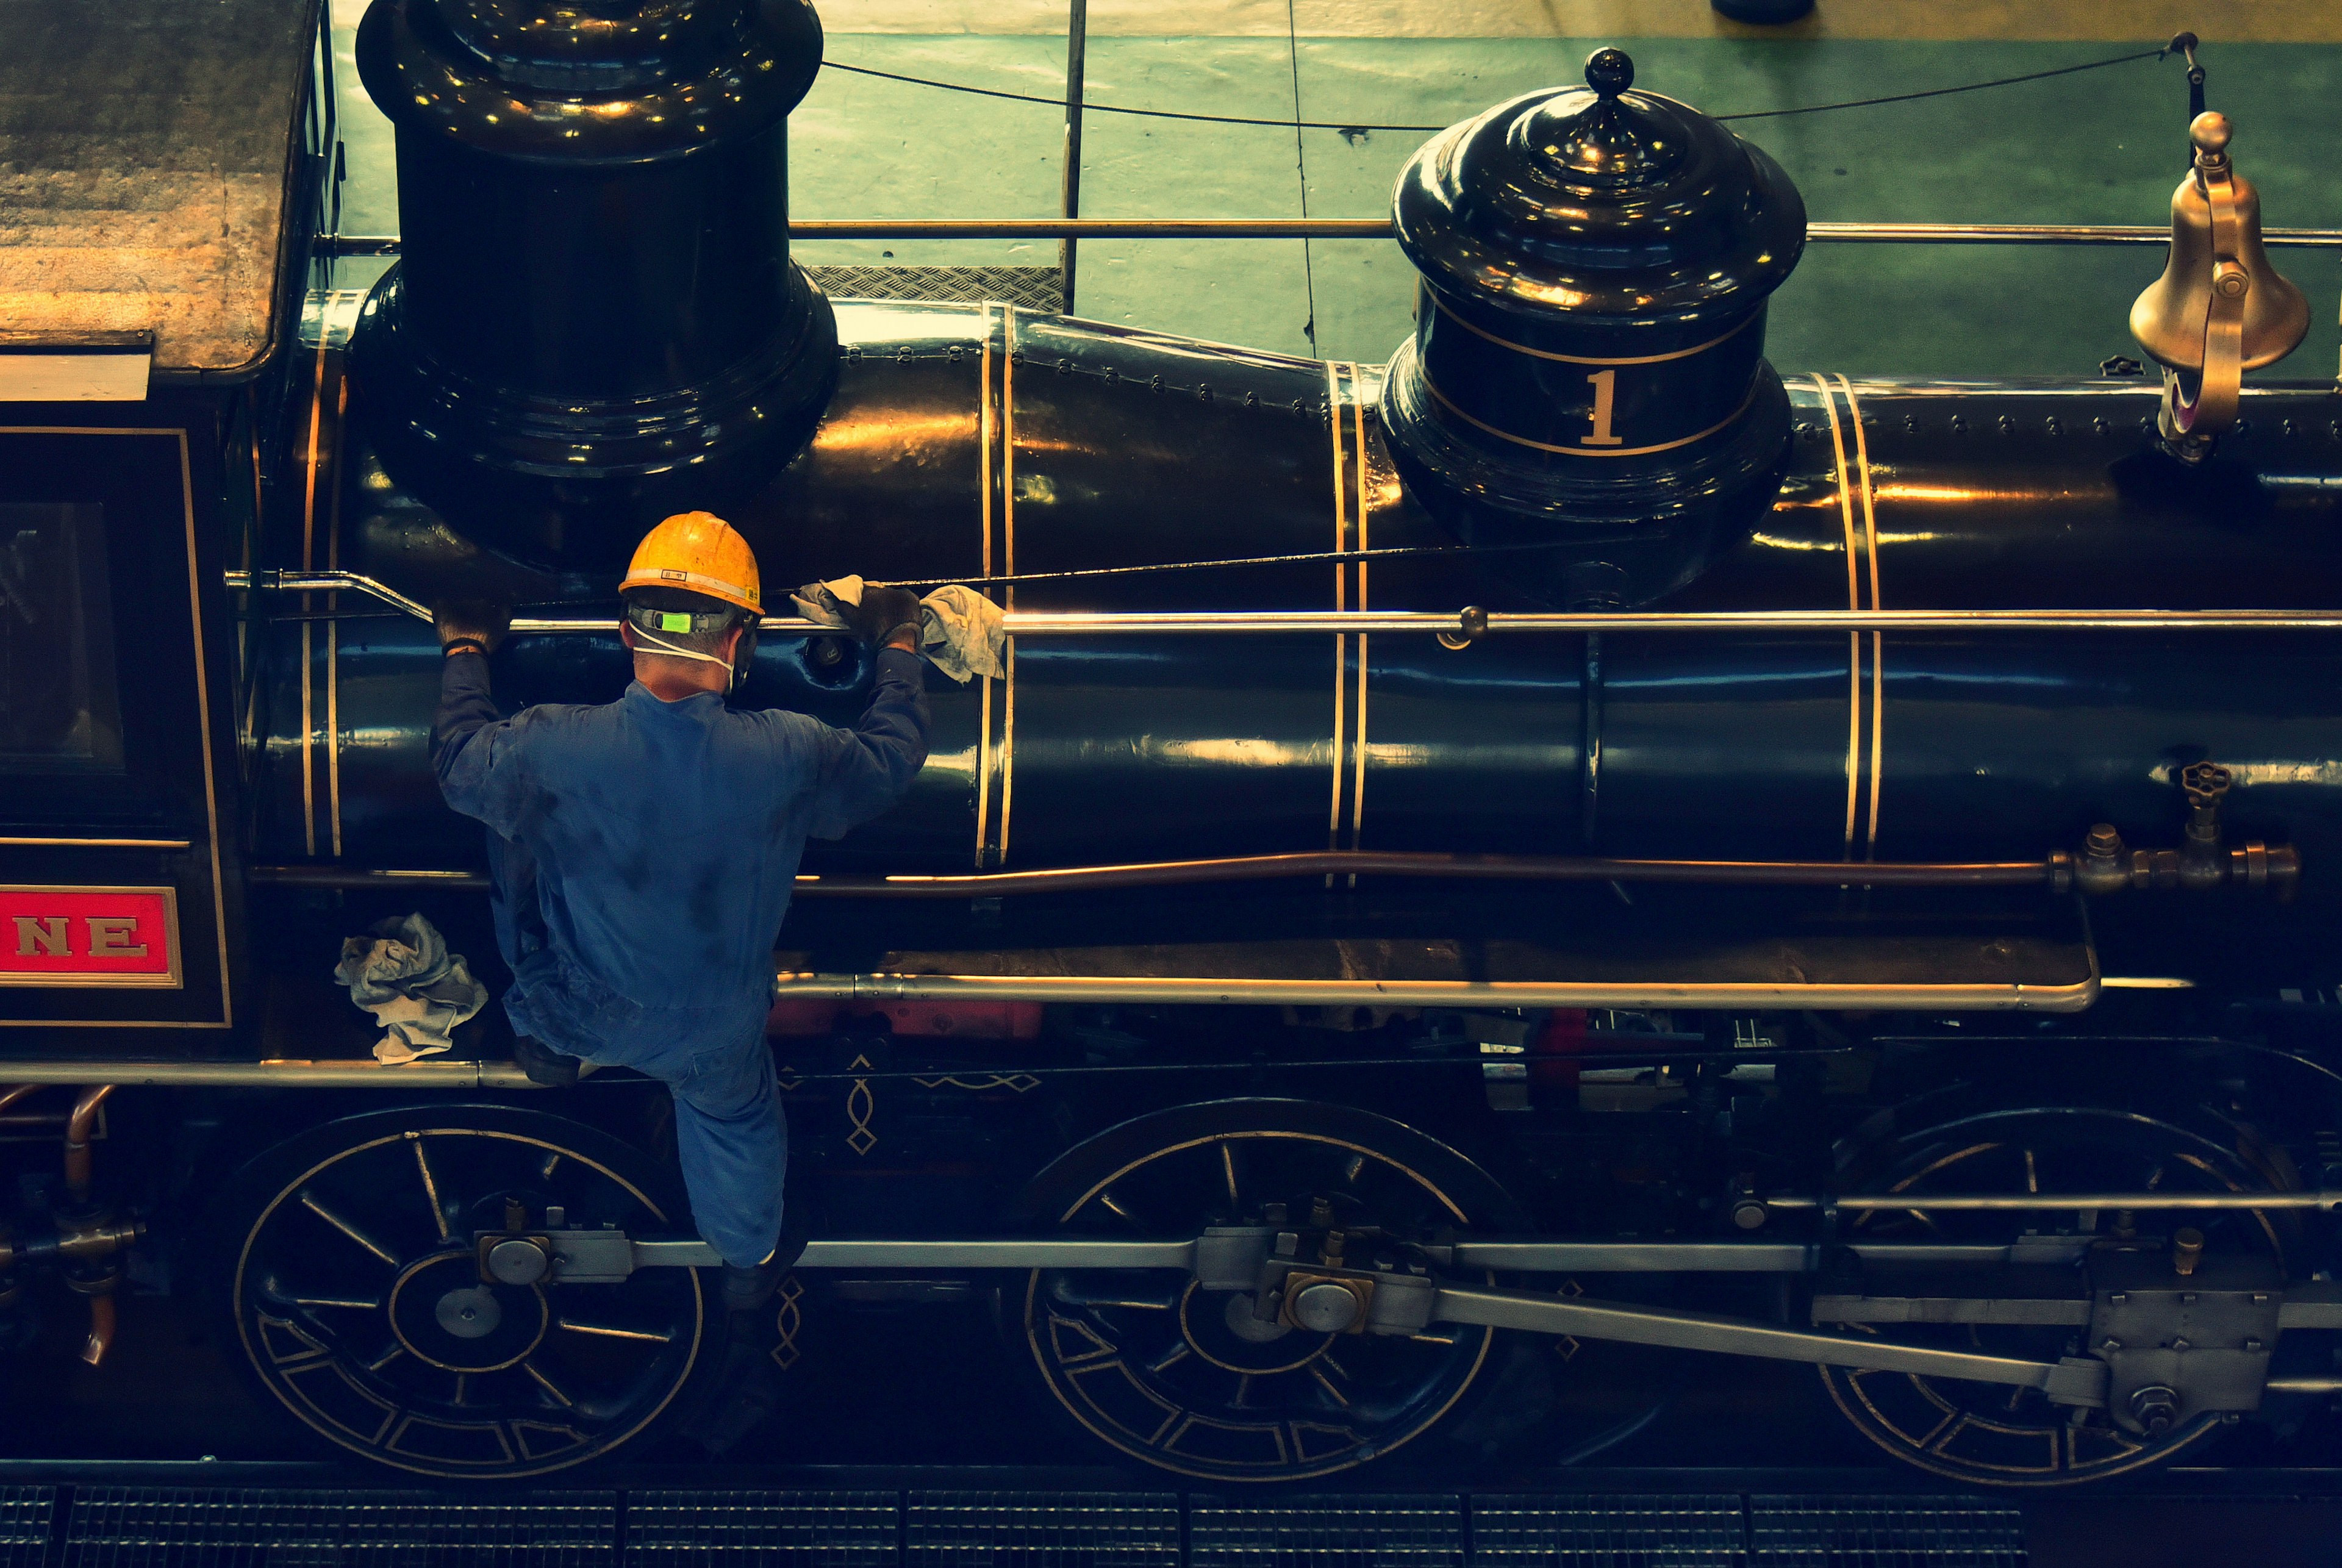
[556,1318,673,1344]
[412,1136,451,1240]
[299,1190,400,1267]
[523,1360,575,1407]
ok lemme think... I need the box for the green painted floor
[326,23,2342,381]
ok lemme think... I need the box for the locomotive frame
[7,0,2342,1492]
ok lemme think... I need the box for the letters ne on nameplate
[0,886,182,988]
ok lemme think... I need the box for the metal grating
[1747,1497,2025,1568]
[626,1491,897,1568]
[1188,1497,1463,1568]
[906,1493,1179,1568]
[0,1489,54,1568]
[804,266,1063,313]
[1470,1495,1746,1568]
[62,1489,617,1568]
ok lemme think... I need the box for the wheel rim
[1819,1104,2289,1487]
[1019,1108,1510,1482]
[232,1122,704,1478]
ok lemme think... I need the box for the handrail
[322,220,2342,252]
[229,572,2342,637]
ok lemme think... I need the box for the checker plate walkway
[0,1486,2038,1568]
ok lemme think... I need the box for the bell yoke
[429,514,931,1308]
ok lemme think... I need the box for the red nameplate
[0,886,181,987]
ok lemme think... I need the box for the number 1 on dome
[1583,369,1625,447]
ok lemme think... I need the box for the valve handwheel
[220,1106,712,1480]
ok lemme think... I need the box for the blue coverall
[432,646,930,1266]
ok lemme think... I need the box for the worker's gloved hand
[837,585,925,650]
[434,600,510,656]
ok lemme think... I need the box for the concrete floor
[325,2,2342,378]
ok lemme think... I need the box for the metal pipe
[226,573,2342,637]
[773,968,2096,1013]
[1059,0,1087,312]
[62,1085,113,1203]
[0,1061,540,1087]
[2266,1375,2342,1394]
[80,1292,115,1367]
[801,1237,1195,1270]
[789,850,2061,897]
[0,1084,40,1117]
[1771,1190,2341,1211]
[249,865,493,889]
[323,221,2342,251]
[1428,1283,2100,1398]
[251,850,2057,895]
[1443,1239,2090,1272]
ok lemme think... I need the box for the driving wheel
[1010,1097,1527,1483]
[1819,1098,2298,1487]
[223,1104,710,1479]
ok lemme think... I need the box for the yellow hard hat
[619,511,762,614]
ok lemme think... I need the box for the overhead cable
[822,42,2175,137]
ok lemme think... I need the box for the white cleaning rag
[792,575,1006,684]
[332,912,489,1064]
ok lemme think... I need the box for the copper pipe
[254,852,2063,898]
[0,1060,540,1087]
[775,968,2100,1014]
[248,865,491,889]
[0,1084,40,1117]
[791,850,2064,898]
[63,1084,114,1202]
[81,1292,115,1367]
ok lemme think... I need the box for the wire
[1712,46,2169,123]
[822,60,1446,131]
[866,537,1603,593]
[823,43,2174,137]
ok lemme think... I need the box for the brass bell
[2130,112,2308,441]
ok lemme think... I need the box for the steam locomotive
[7,0,2342,1488]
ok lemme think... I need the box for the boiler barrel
[270,302,2342,890]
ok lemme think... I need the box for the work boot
[509,1033,579,1088]
[721,1251,786,1314]
[719,1187,814,1314]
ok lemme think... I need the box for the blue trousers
[488,832,787,1269]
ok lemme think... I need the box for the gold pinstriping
[997,307,1017,868]
[1808,374,1863,862]
[1839,374,1885,860]
[1350,370,1369,859]
[1326,360,1348,855]
[299,334,326,857]
[975,302,996,868]
[328,368,348,858]
[1433,296,1756,365]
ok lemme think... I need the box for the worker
[429,511,929,1312]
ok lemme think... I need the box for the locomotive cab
[0,0,332,1047]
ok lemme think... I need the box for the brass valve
[2130,112,2309,446]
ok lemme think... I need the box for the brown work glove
[434,600,511,656]
[838,585,924,650]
